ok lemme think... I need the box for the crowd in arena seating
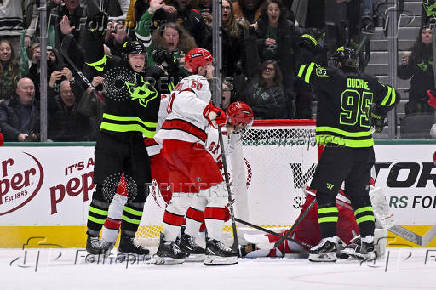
[0,0,435,142]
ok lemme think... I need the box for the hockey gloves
[427,89,436,109]
[369,106,385,133]
[203,104,227,128]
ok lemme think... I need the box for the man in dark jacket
[0,77,39,142]
[48,80,90,141]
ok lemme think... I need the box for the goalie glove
[203,104,227,128]
[369,106,386,133]
[427,89,436,109]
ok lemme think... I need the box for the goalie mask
[185,48,213,73]
[226,101,254,129]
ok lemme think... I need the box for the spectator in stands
[53,0,86,67]
[134,0,177,31]
[167,0,211,49]
[0,0,24,55]
[198,0,213,25]
[222,80,236,110]
[152,22,197,74]
[28,44,66,96]
[361,0,375,33]
[254,0,294,63]
[105,20,130,57]
[398,26,435,115]
[222,0,249,79]
[0,77,39,142]
[48,80,90,141]
[77,76,106,141]
[241,60,287,119]
[232,0,264,24]
[24,0,60,48]
[422,0,436,26]
[0,39,20,103]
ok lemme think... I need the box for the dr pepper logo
[0,153,44,215]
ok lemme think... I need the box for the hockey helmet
[123,41,146,55]
[330,46,359,72]
[226,101,254,128]
[185,48,213,73]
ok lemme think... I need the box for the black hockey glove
[370,106,386,133]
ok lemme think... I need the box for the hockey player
[180,101,254,261]
[84,2,163,256]
[152,48,238,265]
[296,46,399,262]
[240,176,395,259]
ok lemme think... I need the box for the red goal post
[136,120,318,246]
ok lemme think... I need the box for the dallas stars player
[83,11,161,255]
[296,46,399,262]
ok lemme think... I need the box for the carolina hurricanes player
[240,173,394,260]
[152,47,238,265]
[181,101,254,261]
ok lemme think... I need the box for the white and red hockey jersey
[154,75,212,146]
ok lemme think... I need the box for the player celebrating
[152,48,238,265]
[296,46,398,262]
[84,3,163,256]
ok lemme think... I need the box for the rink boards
[0,140,435,248]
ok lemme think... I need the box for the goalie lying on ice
[240,180,394,259]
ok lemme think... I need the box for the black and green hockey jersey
[83,28,160,138]
[297,62,398,148]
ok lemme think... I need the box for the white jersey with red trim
[145,94,170,157]
[205,127,250,220]
[154,75,211,145]
[205,127,242,174]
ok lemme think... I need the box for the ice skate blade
[308,252,337,262]
[204,255,238,265]
[150,255,185,265]
[185,253,205,262]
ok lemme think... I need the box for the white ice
[2,247,436,290]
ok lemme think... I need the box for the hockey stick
[217,126,239,254]
[60,36,95,91]
[235,218,311,250]
[273,197,317,251]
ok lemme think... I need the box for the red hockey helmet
[185,48,213,73]
[226,101,254,128]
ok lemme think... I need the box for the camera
[152,49,177,68]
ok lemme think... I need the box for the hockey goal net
[136,120,318,246]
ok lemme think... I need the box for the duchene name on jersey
[346,78,369,90]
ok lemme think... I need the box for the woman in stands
[0,39,20,102]
[151,22,197,77]
[398,25,435,115]
[241,59,287,119]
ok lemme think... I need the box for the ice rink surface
[2,247,436,290]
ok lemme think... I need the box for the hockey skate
[204,239,238,265]
[341,236,376,261]
[179,234,206,262]
[117,235,150,262]
[86,235,114,255]
[308,237,337,262]
[153,235,186,265]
